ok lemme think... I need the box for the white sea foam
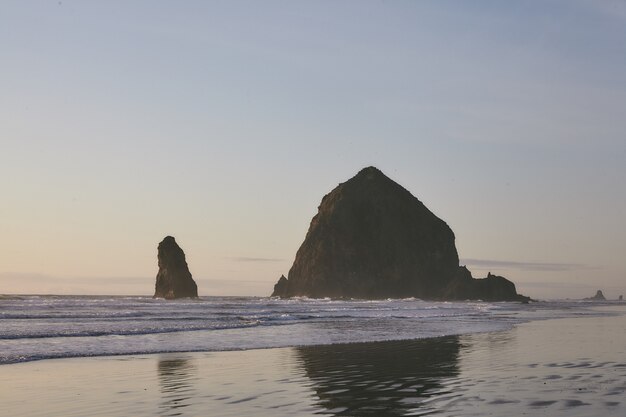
[0,295,618,364]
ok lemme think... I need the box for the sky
[1,0,625,299]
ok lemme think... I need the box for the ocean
[0,295,617,365]
[2,296,626,416]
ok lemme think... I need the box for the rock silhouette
[584,290,606,301]
[272,167,528,301]
[154,236,198,299]
[273,275,288,297]
[443,269,526,302]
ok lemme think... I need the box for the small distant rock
[154,236,198,299]
[584,290,606,301]
[272,275,288,297]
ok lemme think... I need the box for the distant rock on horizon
[271,166,529,302]
[584,290,606,301]
[154,236,198,299]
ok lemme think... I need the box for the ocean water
[0,295,618,365]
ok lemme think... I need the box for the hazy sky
[2,0,625,299]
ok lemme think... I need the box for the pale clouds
[460,259,598,272]
[226,257,285,263]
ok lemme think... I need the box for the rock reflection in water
[295,337,460,416]
[157,356,197,416]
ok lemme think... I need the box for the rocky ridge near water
[154,236,198,299]
[584,290,606,301]
[272,167,529,302]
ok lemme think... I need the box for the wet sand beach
[2,306,625,417]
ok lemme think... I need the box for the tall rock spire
[154,236,198,299]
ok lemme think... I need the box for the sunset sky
[1,1,625,299]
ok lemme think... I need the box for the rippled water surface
[2,308,625,417]
[0,295,619,364]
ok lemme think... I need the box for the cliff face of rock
[272,167,528,302]
[154,236,198,299]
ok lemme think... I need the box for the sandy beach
[2,305,625,417]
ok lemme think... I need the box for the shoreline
[2,306,625,416]
[2,301,623,367]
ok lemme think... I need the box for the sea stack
[585,290,606,301]
[272,166,528,301]
[154,236,198,299]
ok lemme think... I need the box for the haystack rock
[154,236,198,299]
[272,167,528,302]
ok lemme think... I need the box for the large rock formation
[154,236,198,299]
[272,167,528,301]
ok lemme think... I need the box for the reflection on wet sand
[296,336,460,416]
[157,356,197,416]
[5,312,625,417]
